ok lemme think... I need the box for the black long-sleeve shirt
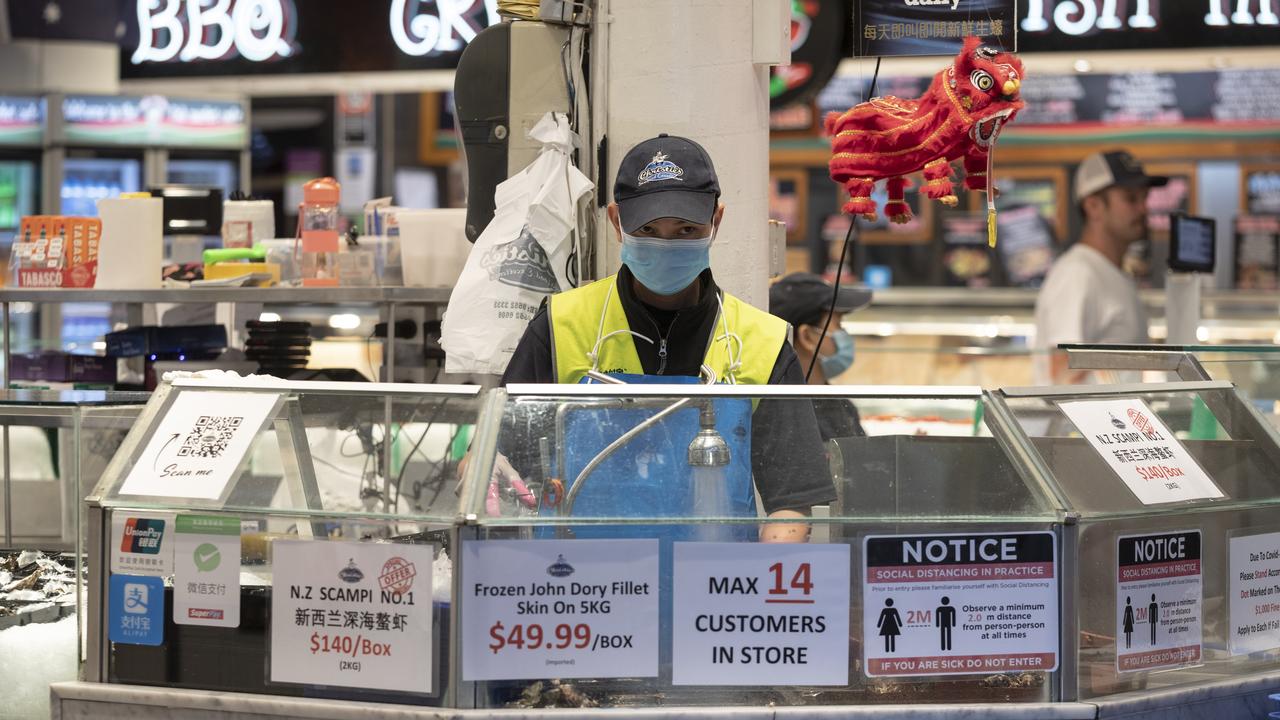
[500,267,837,514]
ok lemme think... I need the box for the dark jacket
[501,266,837,513]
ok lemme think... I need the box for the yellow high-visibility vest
[548,274,787,385]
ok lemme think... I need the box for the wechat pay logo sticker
[193,543,221,572]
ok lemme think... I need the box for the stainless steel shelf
[0,286,452,304]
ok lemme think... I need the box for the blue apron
[539,372,757,542]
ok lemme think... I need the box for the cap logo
[637,150,684,186]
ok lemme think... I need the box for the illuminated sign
[1020,1,1278,41]
[58,95,247,149]
[0,97,45,146]
[132,0,297,64]
[124,0,497,76]
[391,0,499,57]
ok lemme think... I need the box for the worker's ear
[607,203,622,242]
[792,324,816,354]
[712,203,725,233]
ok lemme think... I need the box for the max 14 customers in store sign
[132,0,499,65]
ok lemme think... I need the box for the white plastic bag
[441,113,593,375]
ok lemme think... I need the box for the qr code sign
[177,416,243,458]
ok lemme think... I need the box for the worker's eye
[970,70,995,92]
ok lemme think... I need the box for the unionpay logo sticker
[121,518,165,554]
[637,151,684,185]
[111,514,175,577]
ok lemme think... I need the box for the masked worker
[499,134,836,542]
[769,272,871,440]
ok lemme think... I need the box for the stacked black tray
[244,320,312,377]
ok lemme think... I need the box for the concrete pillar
[595,0,787,309]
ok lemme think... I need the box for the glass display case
[988,380,1280,701]
[1065,344,1280,426]
[0,390,145,720]
[454,384,1068,709]
[84,378,483,706]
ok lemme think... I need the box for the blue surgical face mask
[819,329,855,379]
[620,232,713,296]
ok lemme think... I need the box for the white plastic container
[397,209,470,287]
[96,195,163,289]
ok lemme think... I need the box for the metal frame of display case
[0,391,147,550]
[987,379,1280,709]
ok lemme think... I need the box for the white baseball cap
[1073,150,1168,204]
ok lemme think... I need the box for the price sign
[1059,399,1223,505]
[460,539,659,680]
[270,540,434,694]
[672,542,851,685]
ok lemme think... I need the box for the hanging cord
[806,56,881,383]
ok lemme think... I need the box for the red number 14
[768,562,813,596]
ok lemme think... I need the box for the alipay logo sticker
[109,574,164,646]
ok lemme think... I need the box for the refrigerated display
[0,161,37,243]
[59,157,143,218]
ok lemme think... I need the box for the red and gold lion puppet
[826,37,1025,236]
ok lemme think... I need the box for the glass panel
[475,388,1054,525]
[97,381,484,522]
[103,510,452,704]
[0,395,143,720]
[461,386,1060,708]
[1000,385,1280,516]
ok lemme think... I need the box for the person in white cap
[1034,150,1166,384]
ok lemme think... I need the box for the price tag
[672,542,851,685]
[119,390,282,500]
[1059,399,1224,504]
[460,539,659,681]
[270,540,434,693]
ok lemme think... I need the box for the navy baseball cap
[769,273,873,327]
[614,134,721,233]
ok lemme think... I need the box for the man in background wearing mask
[1034,150,1163,384]
[501,134,835,542]
[769,272,870,440]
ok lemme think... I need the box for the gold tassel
[988,207,997,248]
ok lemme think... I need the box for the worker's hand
[759,509,811,543]
[485,453,537,516]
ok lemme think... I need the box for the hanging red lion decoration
[826,37,1025,243]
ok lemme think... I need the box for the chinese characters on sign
[1059,399,1224,505]
[174,514,242,628]
[271,540,435,693]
